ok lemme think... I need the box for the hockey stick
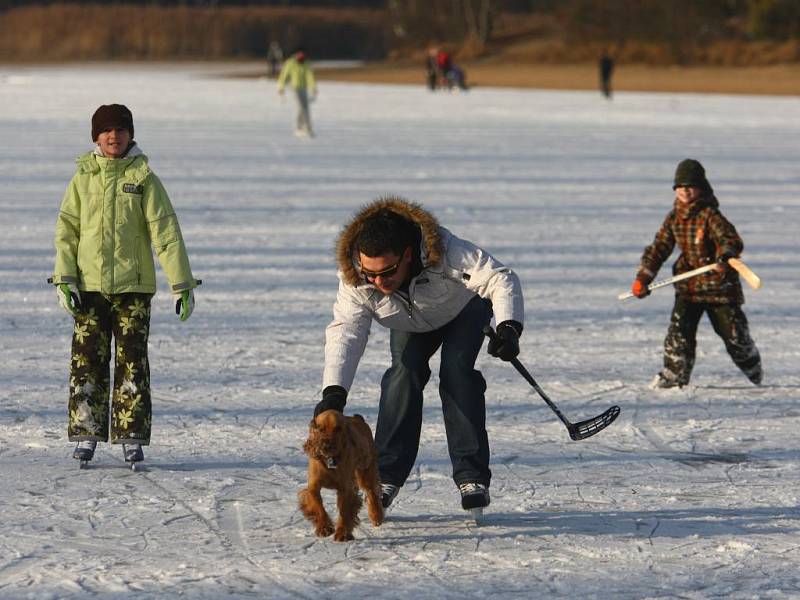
[618,257,762,300]
[484,326,621,441]
[728,258,762,289]
[617,263,718,300]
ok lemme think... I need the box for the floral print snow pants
[67,292,152,445]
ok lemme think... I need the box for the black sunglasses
[361,259,401,281]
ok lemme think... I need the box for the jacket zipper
[109,164,116,292]
[396,289,413,318]
[135,236,141,284]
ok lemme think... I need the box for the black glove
[487,320,522,361]
[313,385,347,417]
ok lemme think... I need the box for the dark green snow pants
[661,296,761,386]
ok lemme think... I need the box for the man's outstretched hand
[314,385,347,417]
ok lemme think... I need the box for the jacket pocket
[373,296,403,320]
[414,277,450,300]
[116,194,143,226]
[114,235,140,286]
[134,236,141,283]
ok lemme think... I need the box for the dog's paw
[370,515,384,527]
[315,523,334,537]
[368,504,385,527]
[333,529,354,542]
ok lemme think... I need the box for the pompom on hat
[91,104,134,142]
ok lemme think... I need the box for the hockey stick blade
[484,326,621,441]
[568,405,621,440]
[727,258,762,290]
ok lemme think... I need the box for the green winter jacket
[637,194,744,304]
[277,57,316,92]
[52,146,196,295]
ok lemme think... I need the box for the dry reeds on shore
[0,4,387,61]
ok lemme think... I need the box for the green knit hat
[673,158,710,190]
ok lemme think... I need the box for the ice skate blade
[467,507,484,524]
[79,460,89,469]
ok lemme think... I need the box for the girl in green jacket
[51,104,199,468]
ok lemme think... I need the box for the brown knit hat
[91,104,134,141]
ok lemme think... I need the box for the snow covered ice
[2,63,800,599]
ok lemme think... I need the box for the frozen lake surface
[1,63,800,599]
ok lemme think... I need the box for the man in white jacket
[314,197,525,512]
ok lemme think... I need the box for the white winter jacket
[323,198,524,391]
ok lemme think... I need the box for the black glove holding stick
[486,320,522,361]
[716,250,736,269]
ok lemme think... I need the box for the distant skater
[277,47,318,138]
[599,51,614,99]
[425,47,438,91]
[629,159,762,388]
[267,41,284,78]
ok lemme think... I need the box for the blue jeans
[375,295,493,488]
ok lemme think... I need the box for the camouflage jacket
[637,194,744,304]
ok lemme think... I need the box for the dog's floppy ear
[303,418,320,456]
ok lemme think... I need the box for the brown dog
[298,410,384,541]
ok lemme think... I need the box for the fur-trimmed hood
[335,196,444,286]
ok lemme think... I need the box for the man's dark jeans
[375,295,493,489]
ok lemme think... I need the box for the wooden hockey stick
[618,263,718,300]
[728,258,762,289]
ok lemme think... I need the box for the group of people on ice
[271,44,473,139]
[425,46,468,92]
[51,103,761,512]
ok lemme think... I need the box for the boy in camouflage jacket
[50,104,199,466]
[630,158,761,388]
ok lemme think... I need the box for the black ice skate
[745,364,763,385]
[380,483,400,509]
[459,482,490,523]
[122,443,144,470]
[73,440,97,469]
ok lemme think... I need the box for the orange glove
[631,278,650,298]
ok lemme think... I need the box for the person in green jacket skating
[50,104,200,468]
[277,47,317,137]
